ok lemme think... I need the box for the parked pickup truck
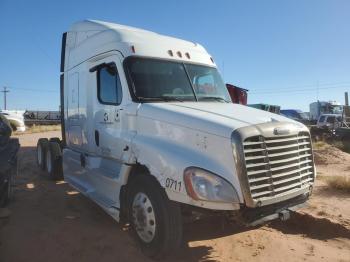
[36,20,316,258]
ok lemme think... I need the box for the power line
[9,87,58,93]
[248,81,350,93]
[250,84,349,95]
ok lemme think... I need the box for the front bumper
[238,191,310,226]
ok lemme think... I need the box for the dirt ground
[0,131,349,262]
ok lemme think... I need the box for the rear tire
[37,138,49,170]
[49,137,61,147]
[0,157,16,207]
[0,174,11,207]
[127,175,183,259]
[46,142,63,180]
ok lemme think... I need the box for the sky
[0,0,349,111]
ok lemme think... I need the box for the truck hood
[137,102,301,138]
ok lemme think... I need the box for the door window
[97,64,122,105]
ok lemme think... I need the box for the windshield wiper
[198,97,230,103]
[137,96,184,102]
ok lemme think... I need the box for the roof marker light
[168,50,173,57]
[131,45,136,53]
[210,57,214,63]
[177,51,182,58]
[185,52,191,59]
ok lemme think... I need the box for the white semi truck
[36,20,316,258]
[309,101,343,122]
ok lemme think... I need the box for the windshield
[330,105,343,114]
[126,57,231,102]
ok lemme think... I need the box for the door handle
[95,130,99,146]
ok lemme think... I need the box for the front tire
[127,175,183,259]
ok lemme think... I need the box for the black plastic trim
[60,32,67,73]
[60,74,66,146]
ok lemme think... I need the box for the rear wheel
[127,175,183,259]
[37,138,49,170]
[0,175,11,207]
[0,158,16,207]
[49,137,61,147]
[46,142,63,180]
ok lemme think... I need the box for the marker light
[131,45,136,53]
[168,50,173,57]
[176,51,182,58]
[185,52,191,59]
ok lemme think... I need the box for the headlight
[184,167,239,203]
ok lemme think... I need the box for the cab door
[86,54,126,212]
[91,56,124,159]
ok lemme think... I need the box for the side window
[97,64,122,105]
[319,116,326,122]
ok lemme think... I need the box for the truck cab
[280,109,311,125]
[55,20,316,258]
[317,114,342,130]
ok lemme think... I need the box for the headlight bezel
[183,167,239,203]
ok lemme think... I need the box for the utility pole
[1,86,10,110]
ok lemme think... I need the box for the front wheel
[127,176,183,259]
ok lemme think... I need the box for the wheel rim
[132,192,156,243]
[46,149,52,173]
[37,145,42,165]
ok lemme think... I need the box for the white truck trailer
[36,20,316,258]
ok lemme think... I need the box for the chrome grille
[243,132,314,201]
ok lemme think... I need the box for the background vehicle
[280,109,311,125]
[309,101,343,123]
[0,110,26,132]
[335,105,350,150]
[248,103,281,114]
[0,114,19,207]
[24,110,61,125]
[226,84,248,105]
[316,114,342,130]
[36,20,316,258]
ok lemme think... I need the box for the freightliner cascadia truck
[36,20,316,258]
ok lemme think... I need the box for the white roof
[65,20,215,70]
